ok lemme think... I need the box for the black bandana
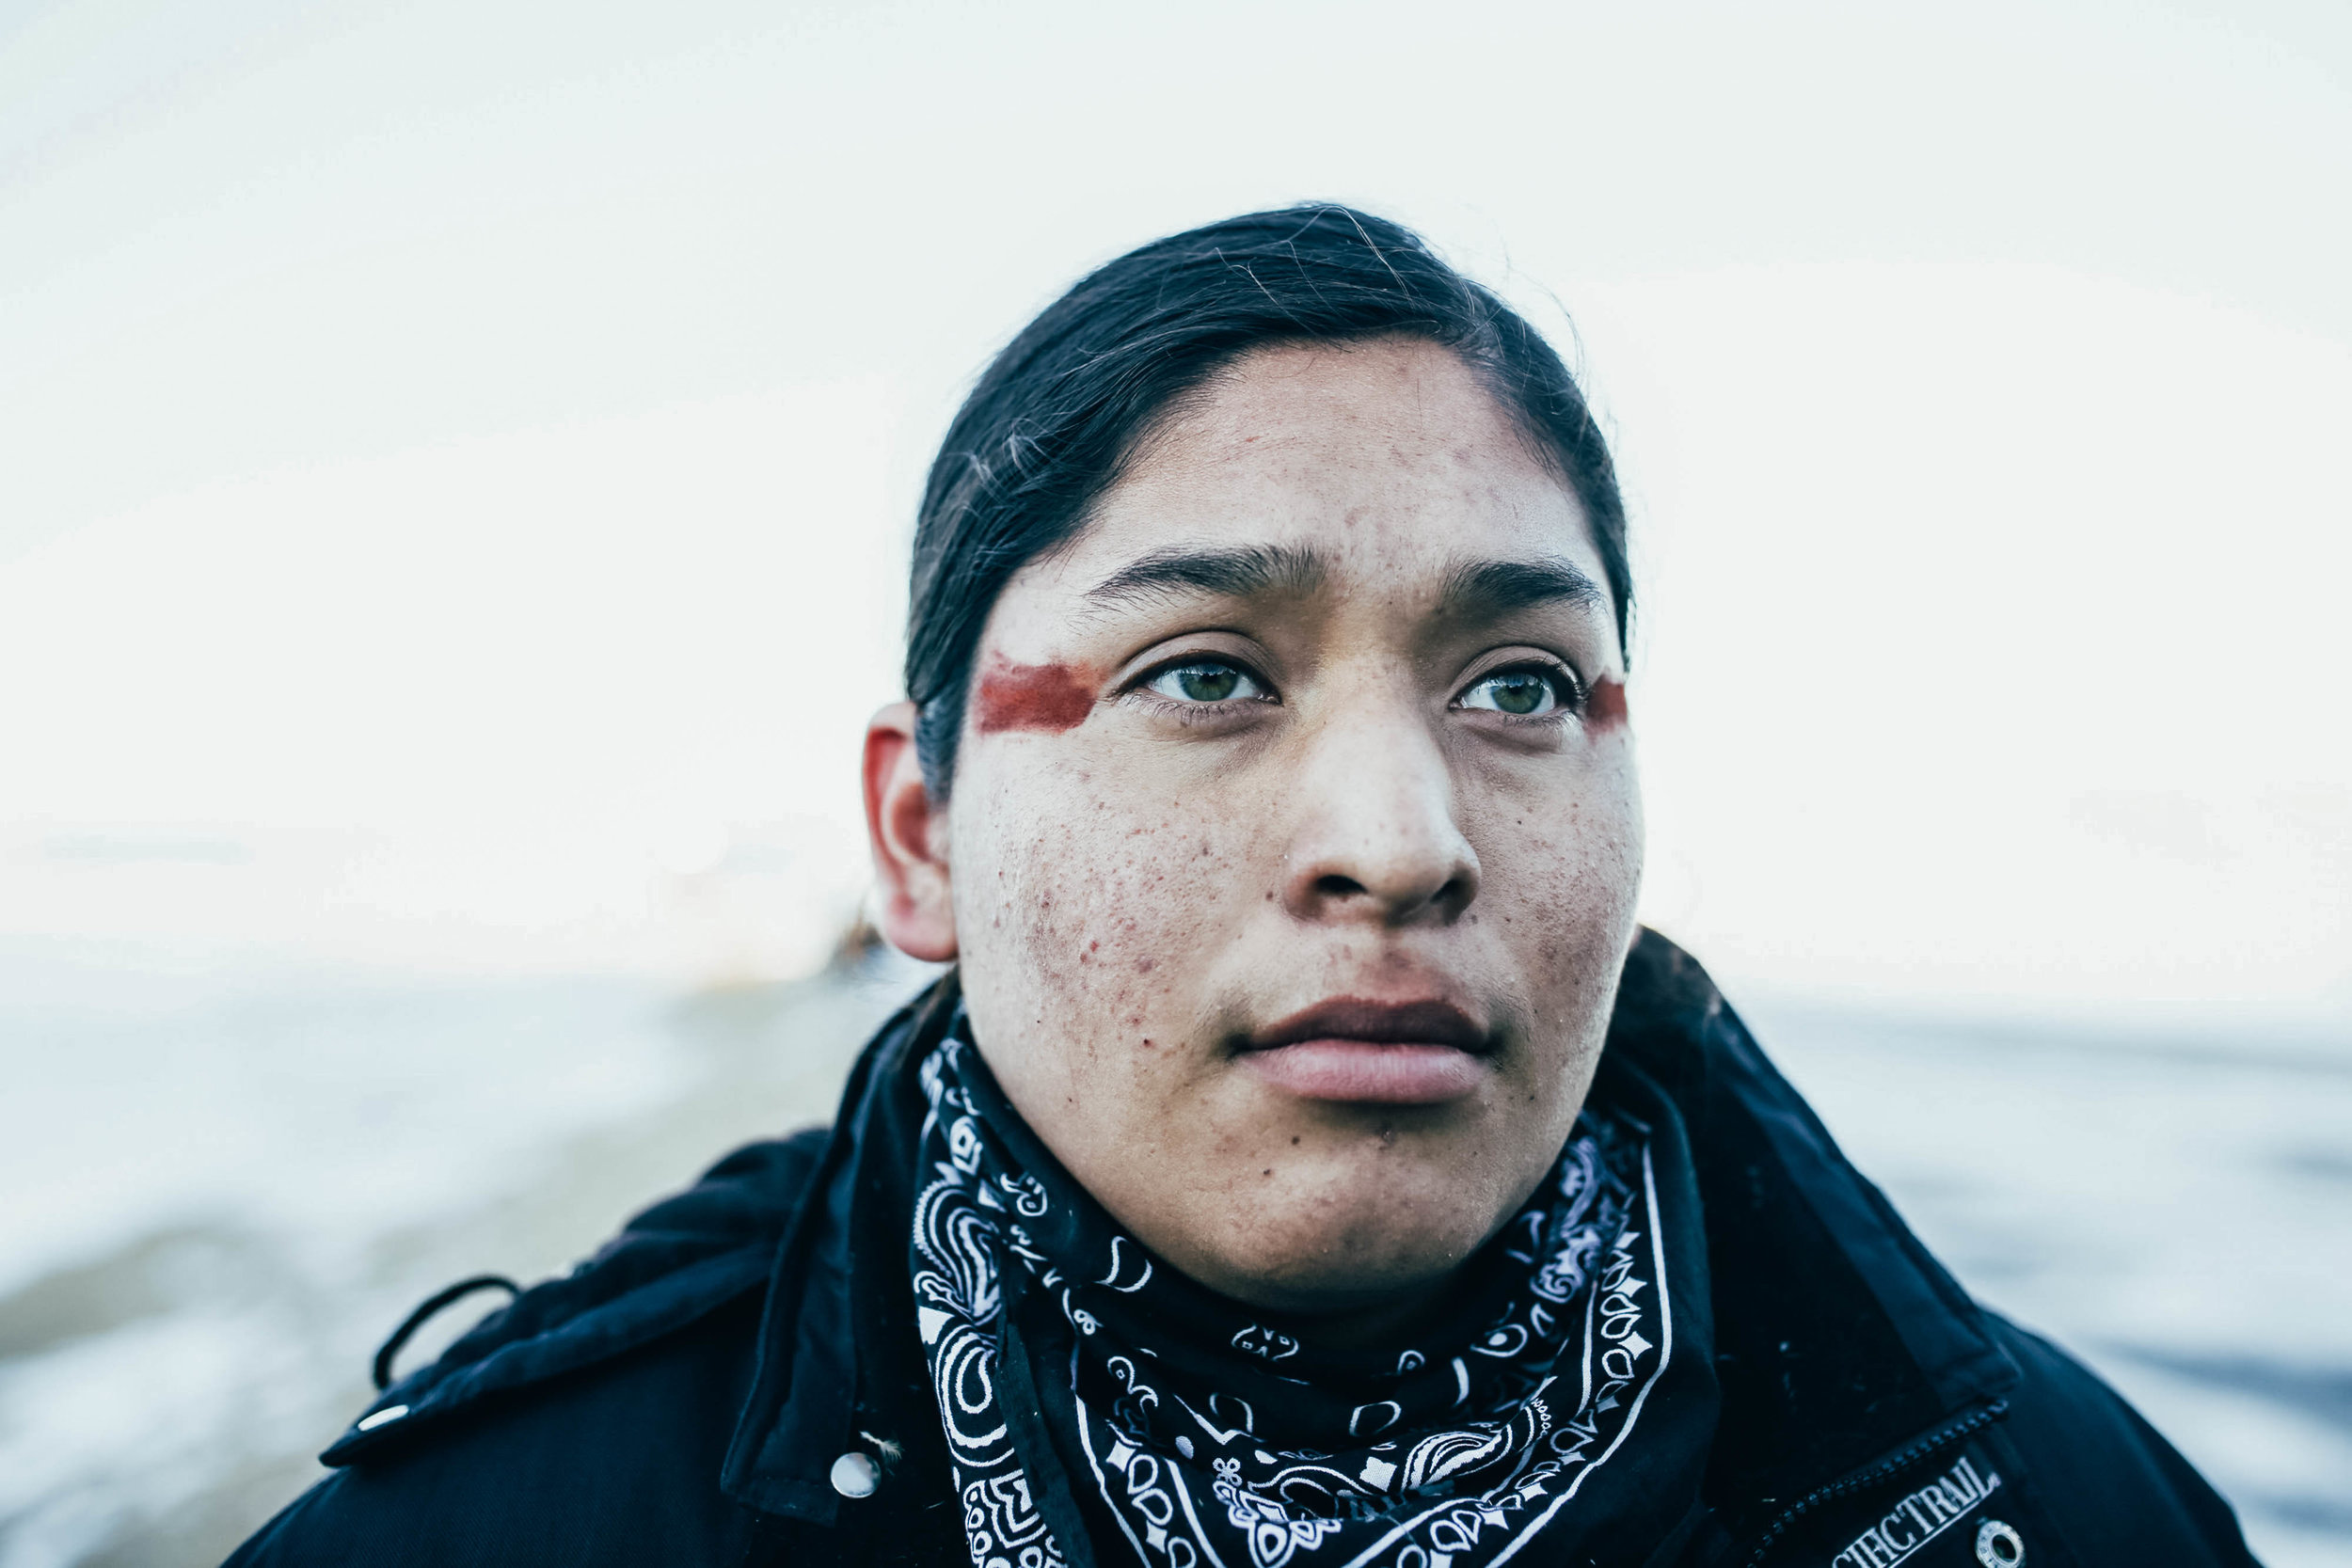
[909,1013,1717,1568]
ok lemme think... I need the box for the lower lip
[1238,1040,1487,1104]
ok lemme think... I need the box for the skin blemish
[1586,676,1629,731]
[974,655,1096,735]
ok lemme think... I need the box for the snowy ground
[2,949,2345,1567]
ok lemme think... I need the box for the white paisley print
[910,1018,1677,1568]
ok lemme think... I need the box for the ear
[863,700,958,961]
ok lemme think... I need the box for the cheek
[950,747,1271,1057]
[1471,759,1645,1002]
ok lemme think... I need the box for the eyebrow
[1082,544,1327,608]
[1078,544,1608,626]
[1437,556,1609,621]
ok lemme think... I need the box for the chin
[1189,1165,1516,1317]
[1204,1229,1483,1319]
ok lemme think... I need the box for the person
[224,206,2259,1567]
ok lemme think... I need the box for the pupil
[1178,666,1237,701]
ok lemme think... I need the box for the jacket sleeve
[222,1287,780,1567]
[219,1132,834,1568]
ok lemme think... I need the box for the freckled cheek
[1470,773,1643,978]
[958,760,1265,1034]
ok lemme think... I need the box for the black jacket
[226,934,2260,1566]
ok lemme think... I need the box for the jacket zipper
[1740,1399,2010,1568]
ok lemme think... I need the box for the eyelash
[1123,655,1280,721]
[1456,660,1588,724]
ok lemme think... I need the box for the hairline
[1021,331,1596,607]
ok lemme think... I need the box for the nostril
[1313,873,1367,899]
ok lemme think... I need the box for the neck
[1251,1267,1472,1351]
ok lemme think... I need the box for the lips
[1237,997,1494,1104]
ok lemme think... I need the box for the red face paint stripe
[973,657,1096,735]
[1586,677,1628,730]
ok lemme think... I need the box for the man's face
[925,338,1641,1320]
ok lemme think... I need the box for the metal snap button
[1975,1518,2025,1566]
[830,1450,882,1498]
[356,1404,409,1432]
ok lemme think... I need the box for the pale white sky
[2,0,2346,1022]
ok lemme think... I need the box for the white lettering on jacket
[1826,1456,2002,1568]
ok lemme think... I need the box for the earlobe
[863,701,959,962]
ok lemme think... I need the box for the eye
[1457,666,1570,717]
[1140,658,1268,705]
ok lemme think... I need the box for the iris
[1461,669,1559,716]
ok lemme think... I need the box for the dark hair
[906,204,1630,796]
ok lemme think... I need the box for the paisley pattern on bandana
[909,1014,1679,1568]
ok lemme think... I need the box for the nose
[1279,704,1480,928]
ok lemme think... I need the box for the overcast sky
[2,0,2346,1024]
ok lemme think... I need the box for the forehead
[1041,337,1597,594]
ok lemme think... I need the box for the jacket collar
[1604,931,2018,1528]
[720,975,959,1525]
[721,936,2020,1536]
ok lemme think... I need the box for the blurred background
[3,1,2347,1562]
